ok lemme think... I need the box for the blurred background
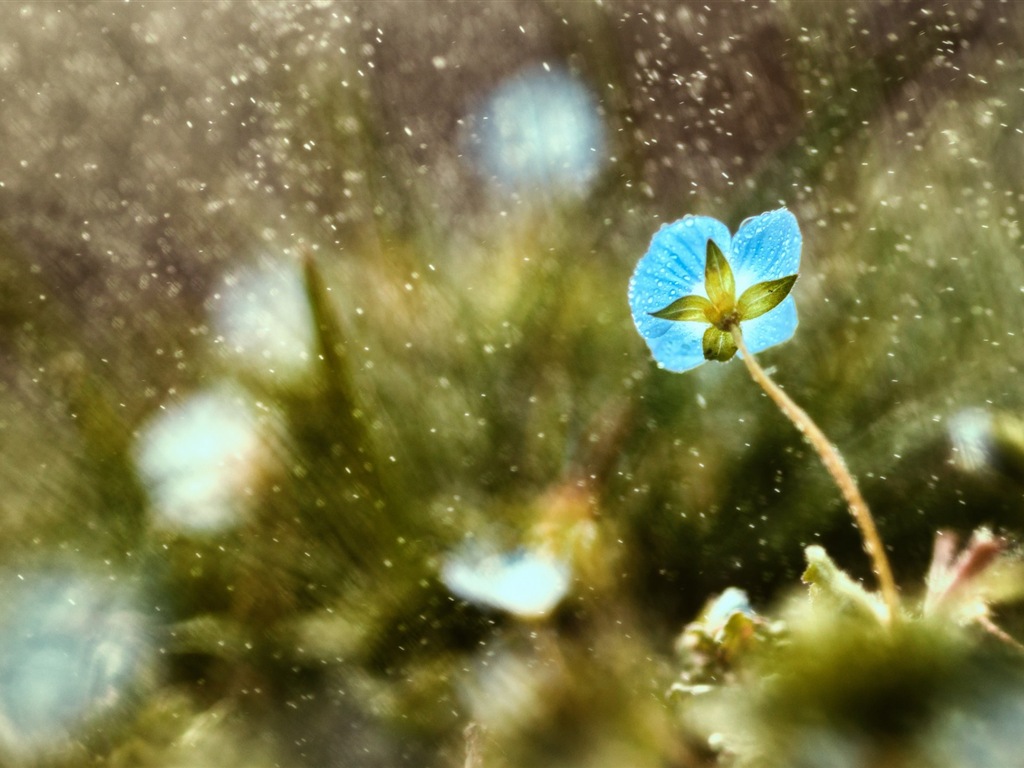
[2,1,1024,765]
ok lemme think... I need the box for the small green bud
[702,326,738,362]
[736,274,799,321]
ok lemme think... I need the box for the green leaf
[649,294,714,322]
[736,274,799,321]
[302,251,388,506]
[704,239,735,309]
[702,326,737,362]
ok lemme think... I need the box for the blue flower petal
[644,321,708,372]
[629,216,731,370]
[739,294,798,355]
[729,209,801,292]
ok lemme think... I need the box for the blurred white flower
[442,543,571,619]
[948,407,1024,483]
[134,389,269,532]
[210,257,316,384]
[0,573,152,758]
[948,408,993,473]
[471,65,606,195]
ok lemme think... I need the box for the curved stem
[730,327,900,621]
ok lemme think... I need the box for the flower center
[705,300,740,332]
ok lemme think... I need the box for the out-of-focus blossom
[948,407,1024,482]
[673,588,772,696]
[442,542,571,620]
[948,408,994,473]
[0,572,152,758]
[134,389,271,532]
[210,257,316,384]
[470,65,606,195]
[629,209,801,372]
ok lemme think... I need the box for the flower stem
[730,327,900,621]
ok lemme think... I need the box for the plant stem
[730,327,900,621]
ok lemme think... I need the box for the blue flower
[628,209,802,372]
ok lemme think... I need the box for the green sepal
[736,274,798,321]
[704,239,735,310]
[702,326,737,362]
[650,294,714,322]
